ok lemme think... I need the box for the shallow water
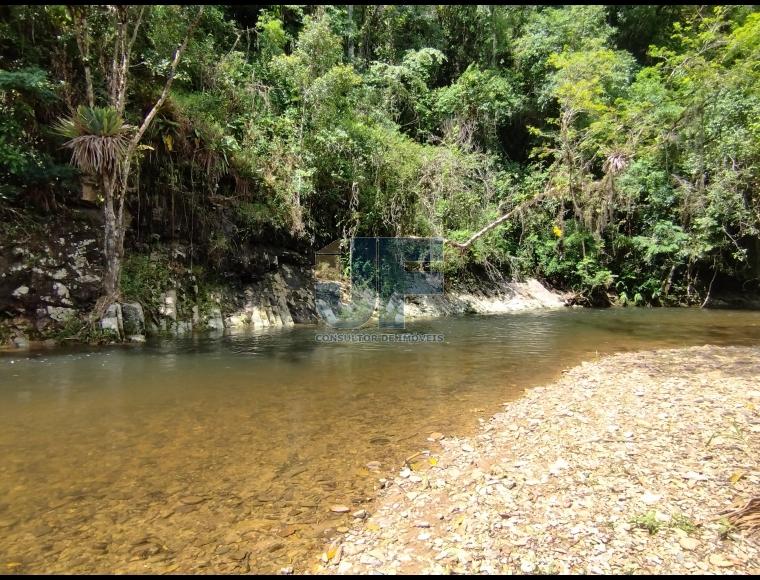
[2,308,760,573]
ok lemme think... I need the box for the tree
[2,4,758,315]
[60,5,204,316]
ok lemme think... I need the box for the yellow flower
[552,225,563,238]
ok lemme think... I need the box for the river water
[2,308,760,573]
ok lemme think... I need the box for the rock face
[313,276,566,327]
[0,213,103,343]
[140,263,316,337]
[1,213,566,347]
[403,278,567,319]
[221,265,314,331]
[44,306,76,325]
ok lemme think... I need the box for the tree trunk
[69,7,95,108]
[101,173,122,301]
[490,5,497,67]
[347,5,355,60]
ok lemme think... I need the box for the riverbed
[2,308,760,573]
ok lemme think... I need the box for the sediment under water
[1,308,760,573]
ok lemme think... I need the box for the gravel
[318,346,760,574]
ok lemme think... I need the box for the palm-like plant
[55,106,134,174]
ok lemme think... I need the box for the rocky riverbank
[318,346,760,575]
[0,212,566,349]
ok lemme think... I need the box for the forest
[1,5,759,313]
[2,6,760,576]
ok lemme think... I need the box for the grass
[630,511,662,535]
[717,517,739,540]
[120,254,173,311]
[670,513,698,534]
[0,320,12,344]
[630,511,700,536]
[48,316,120,344]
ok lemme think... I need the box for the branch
[113,5,146,116]
[127,6,204,156]
[446,194,544,251]
[127,6,146,56]
[701,258,718,308]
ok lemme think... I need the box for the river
[2,308,760,573]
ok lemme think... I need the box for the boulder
[121,302,145,339]
[100,303,123,337]
[159,289,177,321]
[207,307,225,331]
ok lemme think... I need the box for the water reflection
[1,308,760,573]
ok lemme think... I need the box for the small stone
[12,286,29,298]
[352,509,367,519]
[461,444,474,453]
[52,282,70,299]
[174,504,198,514]
[409,475,423,483]
[709,554,734,568]
[279,566,293,575]
[414,521,430,528]
[330,505,350,513]
[679,537,699,551]
[641,491,661,505]
[429,432,445,441]
[549,458,570,474]
[399,469,411,478]
[180,495,206,505]
[418,532,431,541]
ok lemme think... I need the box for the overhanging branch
[446,194,544,251]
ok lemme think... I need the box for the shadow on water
[1,307,760,573]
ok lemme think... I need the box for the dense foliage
[1,5,758,305]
